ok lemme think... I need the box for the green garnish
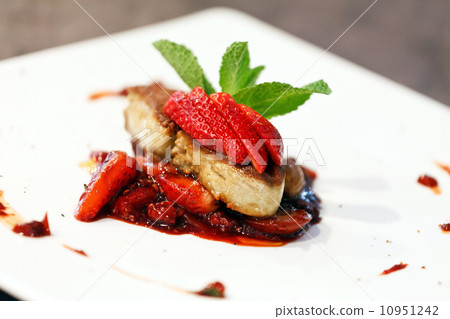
[233,80,331,119]
[198,287,224,298]
[153,40,215,94]
[219,42,265,95]
[153,40,331,119]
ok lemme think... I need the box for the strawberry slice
[75,151,137,222]
[189,87,249,164]
[164,90,217,144]
[243,209,312,234]
[154,174,218,214]
[164,91,227,158]
[237,104,284,166]
[147,201,179,225]
[210,92,268,174]
[112,186,158,221]
[164,88,249,164]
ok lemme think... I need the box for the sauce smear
[89,89,127,100]
[380,262,408,276]
[436,162,450,175]
[417,174,441,194]
[113,266,225,298]
[439,223,450,233]
[0,203,7,215]
[0,190,26,228]
[0,202,8,217]
[12,213,51,237]
[63,244,88,257]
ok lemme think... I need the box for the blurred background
[0,0,449,301]
[1,0,449,106]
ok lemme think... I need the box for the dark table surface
[0,0,449,301]
[0,290,16,301]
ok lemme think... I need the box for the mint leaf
[300,79,332,94]
[219,42,265,95]
[245,65,265,88]
[153,40,215,94]
[233,80,331,119]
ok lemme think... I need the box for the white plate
[0,8,449,301]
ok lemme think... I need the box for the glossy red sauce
[89,89,127,100]
[380,262,408,276]
[12,213,51,237]
[417,175,438,187]
[63,244,88,257]
[0,202,7,216]
[78,149,321,247]
[439,223,450,233]
[95,167,321,247]
[417,174,441,194]
[196,282,225,298]
[0,202,8,217]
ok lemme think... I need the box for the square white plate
[0,8,449,301]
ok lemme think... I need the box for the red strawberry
[164,89,250,164]
[135,156,178,176]
[189,87,249,164]
[154,174,218,214]
[164,91,226,156]
[244,209,312,234]
[147,201,179,225]
[210,92,268,174]
[75,151,137,221]
[112,186,159,221]
[164,90,216,141]
[237,104,284,166]
[89,151,110,165]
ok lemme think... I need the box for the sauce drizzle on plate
[63,244,88,257]
[417,174,441,194]
[380,262,408,276]
[439,223,450,233]
[12,213,51,237]
[89,89,127,100]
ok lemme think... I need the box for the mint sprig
[153,40,331,119]
[153,40,215,94]
[233,80,331,119]
[219,42,265,95]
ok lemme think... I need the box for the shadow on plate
[326,203,400,224]
[324,177,390,192]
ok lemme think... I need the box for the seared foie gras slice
[171,131,285,217]
[124,84,178,159]
[124,84,285,217]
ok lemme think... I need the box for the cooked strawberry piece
[210,92,268,173]
[237,104,283,166]
[147,201,179,225]
[113,186,159,221]
[135,156,178,176]
[75,151,137,222]
[154,174,218,214]
[243,209,311,234]
[189,87,248,164]
[164,91,222,153]
[89,151,110,164]
[207,211,240,232]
